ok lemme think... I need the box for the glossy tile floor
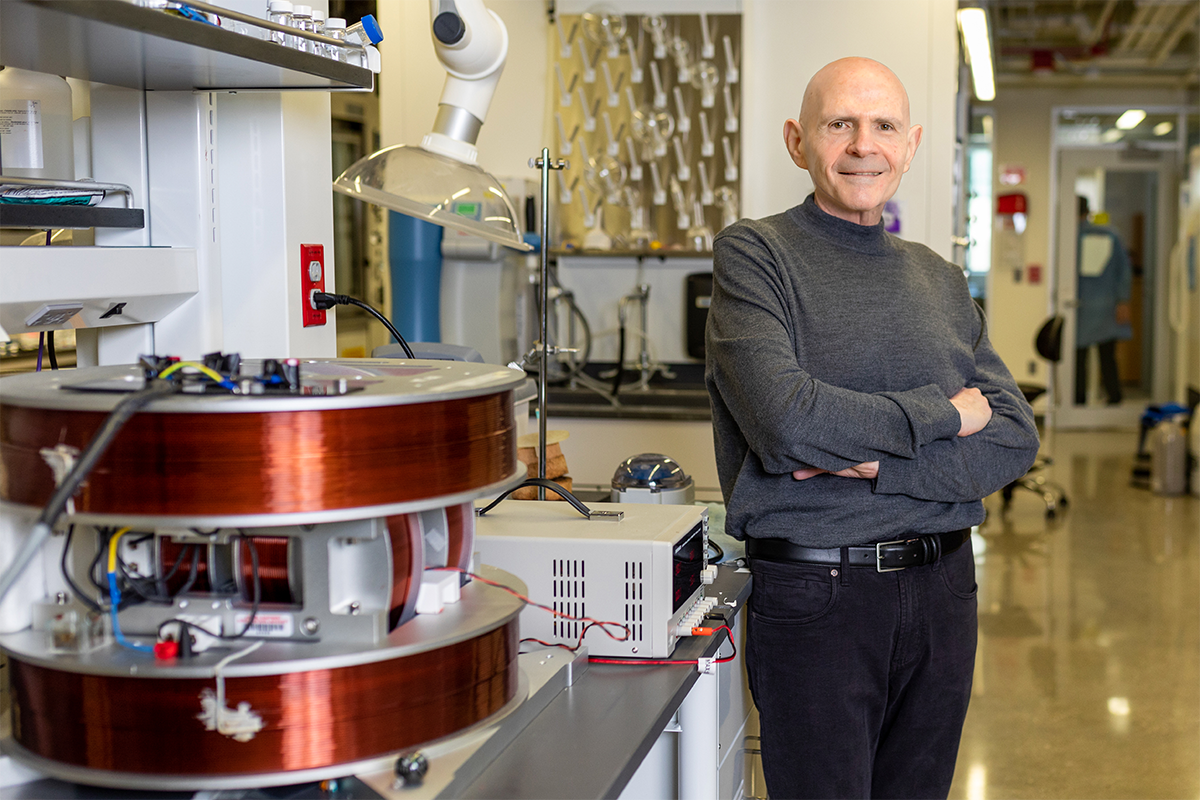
[948,429,1199,800]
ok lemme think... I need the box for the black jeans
[1075,341,1122,405]
[746,540,978,799]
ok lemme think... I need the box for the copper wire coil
[237,537,294,605]
[0,392,515,517]
[386,515,420,631]
[157,539,211,595]
[7,620,519,778]
[445,502,475,572]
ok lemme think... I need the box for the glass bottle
[325,17,347,62]
[291,4,314,53]
[266,0,293,45]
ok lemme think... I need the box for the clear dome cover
[333,144,532,251]
[612,453,692,491]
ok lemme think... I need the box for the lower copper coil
[8,620,519,777]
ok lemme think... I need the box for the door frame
[1048,106,1187,430]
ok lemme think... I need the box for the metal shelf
[0,205,144,230]
[0,0,373,92]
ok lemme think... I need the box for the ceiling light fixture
[1153,120,1174,136]
[1115,109,1146,130]
[1100,128,1124,144]
[957,7,996,102]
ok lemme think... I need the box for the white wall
[378,0,550,179]
[741,0,959,259]
[379,0,957,256]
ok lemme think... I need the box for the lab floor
[948,429,1199,800]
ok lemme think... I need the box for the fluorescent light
[1115,109,1146,130]
[1154,121,1174,136]
[957,8,996,102]
[1108,697,1131,716]
[1100,128,1124,143]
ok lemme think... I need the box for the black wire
[314,292,415,359]
[611,324,625,398]
[60,525,101,612]
[708,540,725,564]
[36,380,178,535]
[155,534,260,646]
[226,533,260,639]
[47,330,58,370]
[176,542,202,596]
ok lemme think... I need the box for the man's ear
[901,123,923,173]
[783,118,807,169]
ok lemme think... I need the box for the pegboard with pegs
[549,10,741,253]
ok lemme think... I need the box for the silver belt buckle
[876,540,905,572]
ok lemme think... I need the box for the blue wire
[108,573,154,653]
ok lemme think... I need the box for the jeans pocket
[748,558,839,625]
[937,541,978,599]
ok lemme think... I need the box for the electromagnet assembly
[0,357,529,790]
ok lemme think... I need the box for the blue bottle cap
[360,14,384,44]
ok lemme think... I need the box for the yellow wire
[107,527,132,574]
[157,361,227,384]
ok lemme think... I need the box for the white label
[234,612,294,638]
[0,100,44,169]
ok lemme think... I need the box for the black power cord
[311,291,416,359]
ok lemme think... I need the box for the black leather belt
[746,529,970,572]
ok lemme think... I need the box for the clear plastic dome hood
[333,144,532,252]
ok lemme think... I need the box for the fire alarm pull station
[301,244,326,327]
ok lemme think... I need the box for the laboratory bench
[3,564,754,800]
[542,362,713,421]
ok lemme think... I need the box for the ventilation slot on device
[552,559,587,640]
[624,560,644,642]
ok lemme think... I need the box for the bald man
[705,58,1038,798]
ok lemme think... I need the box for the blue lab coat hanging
[1076,220,1133,348]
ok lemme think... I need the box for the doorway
[1052,142,1179,429]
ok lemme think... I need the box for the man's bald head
[800,58,911,129]
[783,57,922,225]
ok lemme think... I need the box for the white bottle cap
[325,17,346,30]
[293,4,312,17]
[312,9,325,23]
[268,0,292,11]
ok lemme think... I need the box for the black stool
[1001,315,1070,518]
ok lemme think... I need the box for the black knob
[394,752,429,787]
[433,11,465,44]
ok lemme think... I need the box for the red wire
[589,625,737,666]
[429,566,630,643]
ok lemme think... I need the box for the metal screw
[178,599,189,609]
[55,591,68,604]
[349,601,361,615]
[302,617,320,635]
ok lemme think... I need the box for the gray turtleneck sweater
[705,195,1039,548]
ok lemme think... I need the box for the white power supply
[474,500,714,658]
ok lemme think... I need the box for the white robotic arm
[422,0,509,164]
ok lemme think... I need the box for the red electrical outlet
[300,243,326,327]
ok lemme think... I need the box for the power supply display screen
[672,524,705,612]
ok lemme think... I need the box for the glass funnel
[333,144,532,251]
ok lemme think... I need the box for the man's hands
[949,386,992,437]
[792,461,880,481]
[792,386,993,481]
